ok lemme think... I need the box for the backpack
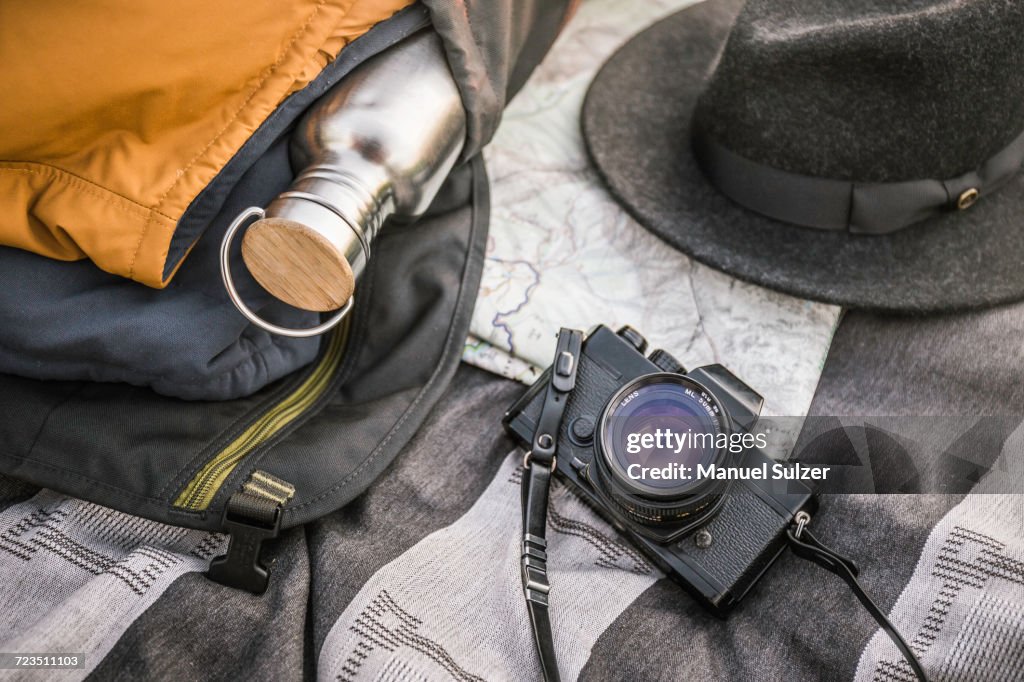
[0,0,573,590]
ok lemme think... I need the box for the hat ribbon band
[692,127,1024,234]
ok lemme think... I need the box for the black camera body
[503,325,816,614]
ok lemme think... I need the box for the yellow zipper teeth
[174,322,349,511]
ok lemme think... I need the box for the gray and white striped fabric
[855,495,1024,682]
[0,491,224,681]
[317,454,660,681]
[1,353,1022,680]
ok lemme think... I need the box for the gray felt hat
[582,0,1024,312]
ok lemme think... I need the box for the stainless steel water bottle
[221,29,466,336]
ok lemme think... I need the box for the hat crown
[694,0,1024,183]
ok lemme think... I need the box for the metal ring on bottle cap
[220,206,354,338]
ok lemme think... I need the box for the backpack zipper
[174,322,350,512]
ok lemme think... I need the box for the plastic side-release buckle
[207,492,282,594]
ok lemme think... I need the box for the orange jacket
[0,0,414,288]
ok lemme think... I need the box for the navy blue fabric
[0,138,320,401]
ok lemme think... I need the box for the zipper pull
[207,470,295,593]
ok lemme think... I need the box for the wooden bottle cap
[241,218,355,312]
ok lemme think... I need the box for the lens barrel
[595,373,732,526]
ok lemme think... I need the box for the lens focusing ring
[594,458,731,525]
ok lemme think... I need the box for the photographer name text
[627,462,830,482]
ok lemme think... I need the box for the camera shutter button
[569,416,595,445]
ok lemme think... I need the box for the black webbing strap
[521,328,582,682]
[787,524,929,682]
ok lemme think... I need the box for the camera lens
[595,373,731,525]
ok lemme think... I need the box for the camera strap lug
[793,510,811,539]
[787,521,928,682]
[521,328,582,682]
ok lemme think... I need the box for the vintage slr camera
[503,325,816,614]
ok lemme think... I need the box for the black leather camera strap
[521,327,582,682]
[787,524,929,682]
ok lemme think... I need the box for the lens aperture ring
[597,462,731,525]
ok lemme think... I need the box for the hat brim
[581,0,1024,313]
